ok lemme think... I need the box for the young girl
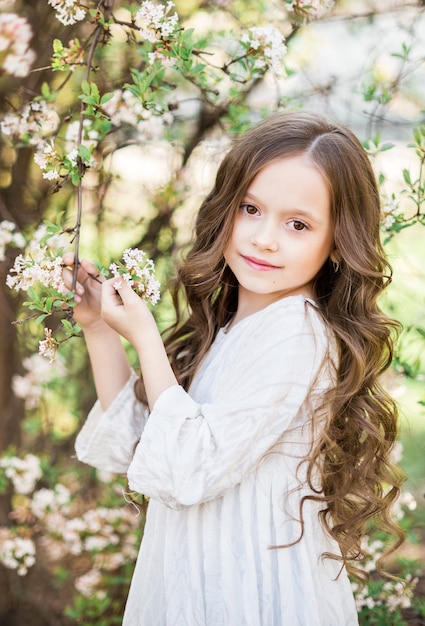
[65,110,404,625]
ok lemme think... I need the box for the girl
[65,111,404,625]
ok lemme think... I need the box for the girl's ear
[330,249,340,264]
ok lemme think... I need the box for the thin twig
[72,0,113,291]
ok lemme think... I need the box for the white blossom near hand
[109,248,160,306]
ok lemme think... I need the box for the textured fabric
[75,296,359,626]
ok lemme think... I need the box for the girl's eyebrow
[243,192,321,224]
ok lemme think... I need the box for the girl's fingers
[62,266,78,290]
[79,259,104,282]
[102,278,130,306]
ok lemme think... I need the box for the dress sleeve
[127,303,334,509]
[75,370,149,474]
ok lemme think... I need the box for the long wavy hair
[137,110,405,580]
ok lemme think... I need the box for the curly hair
[138,110,405,580]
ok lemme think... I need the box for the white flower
[38,328,58,363]
[0,100,58,148]
[148,50,176,67]
[6,223,70,296]
[12,353,67,408]
[0,534,36,575]
[286,0,335,20]
[74,569,102,597]
[240,26,287,75]
[31,483,71,518]
[0,220,25,261]
[0,13,35,77]
[0,453,42,494]
[135,0,179,43]
[109,248,160,305]
[65,119,99,156]
[47,0,86,26]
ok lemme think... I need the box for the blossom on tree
[0,100,59,148]
[12,353,67,410]
[6,243,68,294]
[0,13,35,77]
[285,0,335,20]
[110,248,161,305]
[135,0,179,43]
[240,26,287,76]
[0,220,25,261]
[47,0,86,26]
[0,453,42,494]
[0,533,36,576]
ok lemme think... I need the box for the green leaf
[81,80,91,95]
[52,39,64,54]
[402,169,412,185]
[100,92,114,105]
[79,144,92,162]
[35,313,48,324]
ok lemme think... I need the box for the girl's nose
[250,223,279,252]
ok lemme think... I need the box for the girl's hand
[100,278,158,351]
[62,252,104,331]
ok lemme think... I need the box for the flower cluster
[65,118,100,154]
[135,0,179,43]
[38,327,59,362]
[32,120,97,181]
[75,568,104,599]
[12,353,67,409]
[6,224,73,361]
[50,507,139,558]
[109,248,160,305]
[0,220,25,262]
[350,485,420,615]
[353,574,418,613]
[0,453,42,494]
[31,483,71,518]
[6,239,68,294]
[285,0,335,20]
[0,99,59,148]
[33,141,64,180]
[391,490,417,521]
[0,13,35,77]
[0,532,36,576]
[47,0,86,26]
[381,193,400,231]
[102,89,173,139]
[240,26,287,76]
[0,450,141,596]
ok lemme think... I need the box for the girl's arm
[82,321,132,411]
[100,279,178,410]
[62,253,132,410]
[125,302,333,510]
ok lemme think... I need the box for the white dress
[75,296,359,626]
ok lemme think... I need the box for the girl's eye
[288,220,308,232]
[241,203,259,216]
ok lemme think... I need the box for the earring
[333,261,340,273]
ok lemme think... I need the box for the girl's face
[224,154,335,317]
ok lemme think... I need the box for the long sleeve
[75,370,149,473]
[127,299,335,509]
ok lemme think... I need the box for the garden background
[0,0,424,624]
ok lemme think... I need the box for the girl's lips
[242,255,280,271]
